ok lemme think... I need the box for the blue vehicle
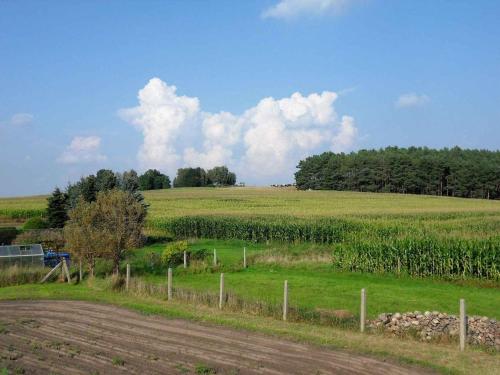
[44,249,71,268]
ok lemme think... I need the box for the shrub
[161,240,188,266]
[0,227,18,245]
[22,217,49,230]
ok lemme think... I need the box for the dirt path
[0,300,433,375]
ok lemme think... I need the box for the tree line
[173,166,236,187]
[16,164,236,275]
[45,165,237,229]
[295,146,500,199]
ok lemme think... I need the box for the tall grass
[333,237,500,280]
[0,266,48,287]
[118,276,358,329]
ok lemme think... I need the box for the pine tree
[46,187,69,228]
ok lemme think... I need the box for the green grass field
[124,240,499,318]
[1,188,499,316]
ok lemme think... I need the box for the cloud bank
[119,78,358,183]
[58,136,107,164]
[262,0,351,19]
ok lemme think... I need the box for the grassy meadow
[123,239,500,319]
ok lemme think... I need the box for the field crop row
[333,237,500,280]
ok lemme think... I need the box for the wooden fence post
[219,273,224,309]
[126,264,130,291]
[243,247,247,268]
[167,268,172,300]
[213,249,217,266]
[183,251,187,268]
[460,299,466,351]
[283,280,288,321]
[62,258,71,284]
[360,288,366,333]
[79,260,83,281]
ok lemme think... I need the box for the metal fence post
[219,273,224,309]
[460,299,466,351]
[167,268,172,300]
[360,288,366,332]
[283,280,288,321]
[126,264,130,291]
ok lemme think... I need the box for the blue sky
[1,0,499,196]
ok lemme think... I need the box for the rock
[370,310,498,349]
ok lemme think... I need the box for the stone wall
[369,311,499,350]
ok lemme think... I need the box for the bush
[161,240,188,266]
[23,217,49,230]
[94,258,114,277]
[0,227,18,245]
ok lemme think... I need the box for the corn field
[332,237,500,280]
[0,208,45,219]
[154,216,359,244]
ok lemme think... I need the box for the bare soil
[0,300,434,374]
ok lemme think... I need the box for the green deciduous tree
[138,169,171,190]
[173,167,208,187]
[64,190,147,275]
[207,166,236,186]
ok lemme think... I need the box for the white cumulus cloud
[118,78,200,171]
[120,78,359,184]
[262,0,351,19]
[240,91,339,177]
[57,136,107,164]
[331,115,357,152]
[395,93,430,108]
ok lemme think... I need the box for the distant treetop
[173,166,236,188]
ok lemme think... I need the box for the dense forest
[295,147,500,199]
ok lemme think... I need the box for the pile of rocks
[369,311,499,349]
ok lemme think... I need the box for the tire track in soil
[0,300,435,375]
